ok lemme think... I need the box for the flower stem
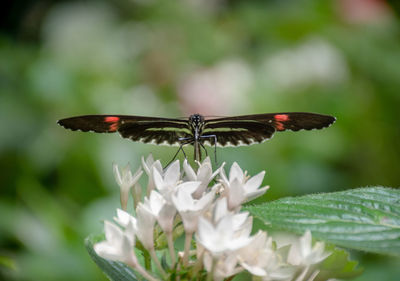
[166,231,176,267]
[120,190,128,211]
[143,249,152,270]
[129,261,160,281]
[206,258,216,281]
[191,248,204,278]
[183,232,192,267]
[132,183,142,210]
[150,248,167,277]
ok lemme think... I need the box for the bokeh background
[1,0,399,280]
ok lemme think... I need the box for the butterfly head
[189,114,204,130]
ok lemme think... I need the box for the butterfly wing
[201,120,276,147]
[203,112,335,147]
[57,115,192,146]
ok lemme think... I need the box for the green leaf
[246,187,400,256]
[316,245,363,280]
[85,235,139,281]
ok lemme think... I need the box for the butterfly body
[58,112,336,161]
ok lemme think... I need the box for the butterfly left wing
[202,112,335,147]
[57,115,192,146]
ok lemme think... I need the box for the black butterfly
[58,112,335,162]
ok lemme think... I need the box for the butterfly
[58,112,336,163]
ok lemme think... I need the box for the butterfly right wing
[57,115,193,146]
[202,112,335,147]
[201,120,276,147]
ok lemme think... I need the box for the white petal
[157,203,176,232]
[300,230,312,258]
[201,156,212,167]
[113,163,123,186]
[183,159,197,181]
[229,162,244,182]
[213,197,231,223]
[219,164,228,185]
[148,190,165,215]
[122,164,132,181]
[245,186,270,202]
[141,156,150,175]
[227,178,246,210]
[136,204,156,250]
[172,183,198,211]
[244,171,265,192]
[114,209,136,227]
[210,162,223,181]
[196,188,216,210]
[153,160,163,174]
[231,212,250,231]
[177,181,201,196]
[197,162,212,181]
[104,220,123,243]
[241,263,267,276]
[132,168,143,183]
[180,209,202,233]
[197,217,217,246]
[164,160,180,186]
[152,167,164,190]
[145,154,154,167]
[94,241,121,261]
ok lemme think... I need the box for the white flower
[196,214,253,256]
[153,160,181,201]
[172,181,215,233]
[183,157,220,198]
[237,231,294,279]
[203,251,242,281]
[135,202,156,250]
[143,190,176,233]
[141,154,163,193]
[113,208,137,228]
[94,220,137,266]
[287,230,331,266]
[220,162,269,210]
[112,207,156,252]
[212,197,234,223]
[261,255,296,281]
[113,163,143,210]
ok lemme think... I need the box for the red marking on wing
[109,123,118,132]
[275,122,285,131]
[104,116,120,132]
[105,116,120,123]
[274,114,289,122]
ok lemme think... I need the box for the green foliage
[317,245,363,280]
[247,187,400,256]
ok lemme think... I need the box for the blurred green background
[1,0,399,280]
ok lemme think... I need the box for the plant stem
[166,231,176,266]
[129,261,160,281]
[191,248,204,278]
[120,190,128,211]
[150,248,167,277]
[143,249,152,270]
[206,258,216,281]
[183,231,193,267]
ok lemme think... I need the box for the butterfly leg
[199,142,208,159]
[199,134,218,165]
[166,138,193,167]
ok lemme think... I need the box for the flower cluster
[94,155,331,281]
